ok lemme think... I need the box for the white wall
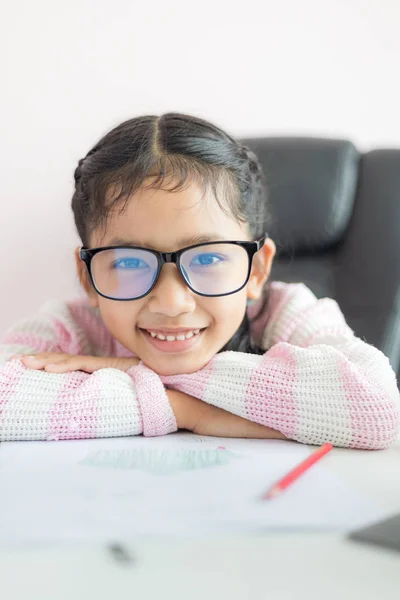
[1,0,399,335]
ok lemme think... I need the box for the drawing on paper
[80,447,243,475]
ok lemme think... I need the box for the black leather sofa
[242,137,400,379]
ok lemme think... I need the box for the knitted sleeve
[160,283,400,449]
[0,301,177,441]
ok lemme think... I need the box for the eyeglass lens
[90,244,250,299]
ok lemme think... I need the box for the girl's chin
[143,356,209,377]
[138,347,213,377]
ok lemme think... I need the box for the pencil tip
[262,486,280,500]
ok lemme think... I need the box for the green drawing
[80,447,243,475]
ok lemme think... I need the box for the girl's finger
[23,355,67,370]
[21,355,45,369]
[45,358,104,373]
[44,362,75,373]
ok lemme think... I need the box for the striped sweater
[0,282,399,448]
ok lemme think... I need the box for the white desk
[1,441,400,600]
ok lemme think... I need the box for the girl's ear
[247,237,276,301]
[74,247,99,308]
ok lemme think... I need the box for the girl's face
[76,179,275,376]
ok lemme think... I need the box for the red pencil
[262,443,333,500]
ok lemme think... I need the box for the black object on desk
[348,513,400,554]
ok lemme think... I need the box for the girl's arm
[0,300,177,441]
[160,284,400,449]
[0,358,178,441]
[167,389,287,439]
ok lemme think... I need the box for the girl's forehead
[95,181,247,248]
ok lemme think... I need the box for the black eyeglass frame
[79,233,268,301]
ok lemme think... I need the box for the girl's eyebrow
[106,234,227,248]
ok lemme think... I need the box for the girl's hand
[166,389,287,440]
[10,352,141,373]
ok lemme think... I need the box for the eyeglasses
[79,234,268,301]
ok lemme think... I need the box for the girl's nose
[146,264,196,316]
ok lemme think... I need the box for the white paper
[0,432,385,543]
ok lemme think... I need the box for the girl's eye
[189,253,225,267]
[112,257,150,270]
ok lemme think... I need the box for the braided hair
[71,113,272,355]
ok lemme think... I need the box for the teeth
[147,329,202,341]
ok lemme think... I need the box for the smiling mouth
[138,327,207,353]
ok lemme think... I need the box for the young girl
[1,113,399,448]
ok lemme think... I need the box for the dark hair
[71,113,272,355]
